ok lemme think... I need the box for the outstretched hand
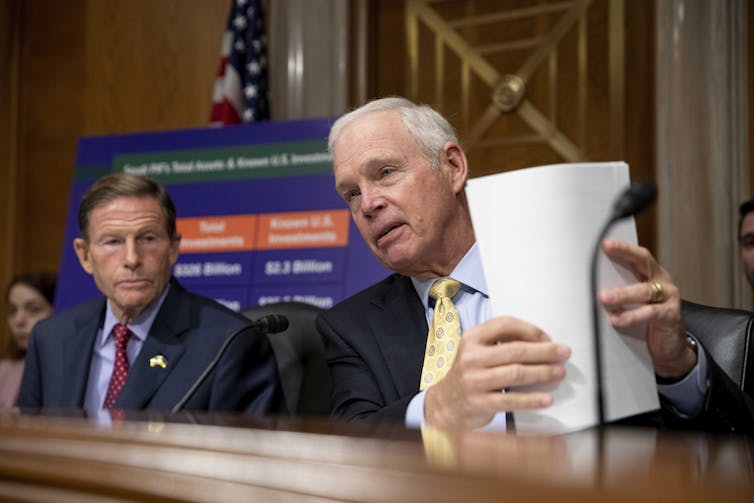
[598,239,696,379]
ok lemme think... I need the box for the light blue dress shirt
[404,243,707,430]
[83,285,171,411]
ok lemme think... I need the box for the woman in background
[0,272,56,408]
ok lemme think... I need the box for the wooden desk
[0,411,752,502]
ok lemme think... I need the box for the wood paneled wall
[372,0,656,251]
[0,0,660,355]
[0,1,748,354]
[0,1,19,296]
[0,0,229,355]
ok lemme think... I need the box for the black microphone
[251,313,289,335]
[590,181,656,425]
[609,180,657,222]
[170,314,289,414]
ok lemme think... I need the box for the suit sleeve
[317,315,413,423]
[209,325,288,415]
[15,325,43,408]
[660,342,754,434]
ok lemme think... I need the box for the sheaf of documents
[465,162,659,435]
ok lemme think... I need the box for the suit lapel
[370,275,427,397]
[114,282,189,409]
[60,299,105,407]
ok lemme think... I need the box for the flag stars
[233,14,247,30]
[211,0,269,125]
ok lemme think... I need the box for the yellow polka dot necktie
[420,278,462,391]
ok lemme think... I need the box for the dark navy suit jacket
[17,278,286,414]
[318,274,754,433]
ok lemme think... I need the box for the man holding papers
[316,96,754,433]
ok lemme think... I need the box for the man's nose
[124,238,140,268]
[359,187,385,217]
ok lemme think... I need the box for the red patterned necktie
[103,323,132,409]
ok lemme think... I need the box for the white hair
[328,96,459,167]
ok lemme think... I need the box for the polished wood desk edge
[0,413,752,502]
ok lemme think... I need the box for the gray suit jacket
[17,278,286,414]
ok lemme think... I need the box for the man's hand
[599,239,697,380]
[424,316,571,430]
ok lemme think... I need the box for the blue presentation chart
[56,118,389,312]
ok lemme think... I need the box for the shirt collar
[410,242,489,310]
[99,284,171,347]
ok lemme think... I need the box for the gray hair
[328,97,459,167]
[78,172,178,242]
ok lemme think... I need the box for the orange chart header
[257,209,350,250]
[177,209,350,253]
[178,215,257,252]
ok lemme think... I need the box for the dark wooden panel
[375,0,408,97]
[15,0,87,276]
[624,0,656,254]
[372,0,656,251]
[0,0,20,357]
[82,1,228,135]
[10,0,229,280]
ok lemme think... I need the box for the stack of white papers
[465,162,659,435]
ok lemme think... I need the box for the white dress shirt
[404,243,707,429]
[83,285,171,411]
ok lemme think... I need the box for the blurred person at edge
[738,198,754,288]
[1,272,56,408]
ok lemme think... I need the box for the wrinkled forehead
[88,196,167,229]
[333,114,416,184]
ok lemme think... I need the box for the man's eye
[345,190,360,202]
[381,167,395,177]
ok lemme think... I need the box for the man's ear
[73,238,94,275]
[168,234,181,267]
[442,141,469,194]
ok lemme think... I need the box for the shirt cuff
[405,388,507,431]
[657,336,708,417]
[405,390,426,429]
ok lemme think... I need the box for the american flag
[210,0,269,125]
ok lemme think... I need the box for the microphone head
[256,314,289,334]
[611,181,657,222]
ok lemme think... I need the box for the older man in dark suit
[17,173,285,414]
[317,97,754,432]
